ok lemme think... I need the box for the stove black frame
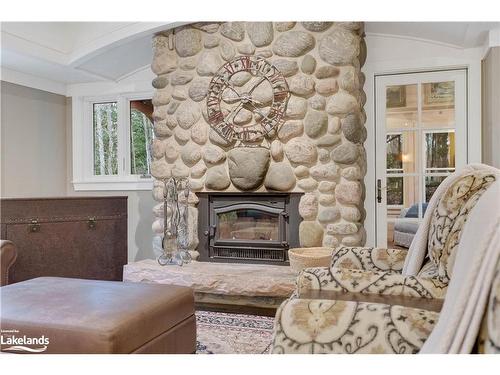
[196,192,302,265]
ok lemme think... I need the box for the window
[73,92,154,191]
[129,99,154,176]
[93,102,118,175]
[386,133,403,206]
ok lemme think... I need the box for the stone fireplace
[150,22,367,262]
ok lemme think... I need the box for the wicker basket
[288,247,333,273]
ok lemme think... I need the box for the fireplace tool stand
[153,177,192,266]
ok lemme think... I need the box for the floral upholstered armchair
[272,164,500,354]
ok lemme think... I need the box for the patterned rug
[195,311,275,354]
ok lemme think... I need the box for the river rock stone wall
[151,22,367,259]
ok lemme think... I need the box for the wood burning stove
[197,193,302,265]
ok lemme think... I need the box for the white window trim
[72,90,154,191]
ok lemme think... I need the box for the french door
[375,70,467,248]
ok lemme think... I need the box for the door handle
[205,225,216,238]
[377,179,382,203]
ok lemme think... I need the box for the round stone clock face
[206,56,290,142]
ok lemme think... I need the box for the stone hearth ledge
[124,260,296,307]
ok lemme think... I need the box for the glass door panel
[425,175,448,202]
[387,132,419,174]
[376,70,466,249]
[424,130,456,173]
[421,81,455,128]
[386,175,421,247]
[385,84,418,130]
[386,175,420,208]
[423,129,455,202]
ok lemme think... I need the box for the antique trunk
[0,197,127,283]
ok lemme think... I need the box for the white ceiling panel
[1,22,136,54]
[1,22,80,54]
[74,34,153,81]
[1,49,106,83]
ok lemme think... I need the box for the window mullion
[116,96,128,177]
[84,100,94,181]
[124,97,132,177]
[125,97,133,177]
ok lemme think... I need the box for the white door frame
[362,57,482,248]
[374,70,467,247]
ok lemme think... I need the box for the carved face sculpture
[206,56,290,143]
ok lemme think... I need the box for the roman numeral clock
[206,56,290,143]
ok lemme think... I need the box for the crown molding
[364,32,465,50]
[1,67,67,96]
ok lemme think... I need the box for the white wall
[482,47,500,168]
[1,81,67,197]
[0,81,156,262]
[362,34,484,246]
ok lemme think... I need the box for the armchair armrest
[297,266,447,300]
[1,240,17,286]
[272,298,440,354]
[331,246,408,273]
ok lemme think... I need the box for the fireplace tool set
[153,177,192,266]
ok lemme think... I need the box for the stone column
[150,22,367,258]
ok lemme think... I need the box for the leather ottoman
[0,277,196,354]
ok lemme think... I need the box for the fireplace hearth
[197,193,302,265]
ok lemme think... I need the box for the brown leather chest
[0,197,127,283]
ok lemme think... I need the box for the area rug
[195,310,275,354]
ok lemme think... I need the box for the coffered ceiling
[1,22,183,83]
[1,21,499,88]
